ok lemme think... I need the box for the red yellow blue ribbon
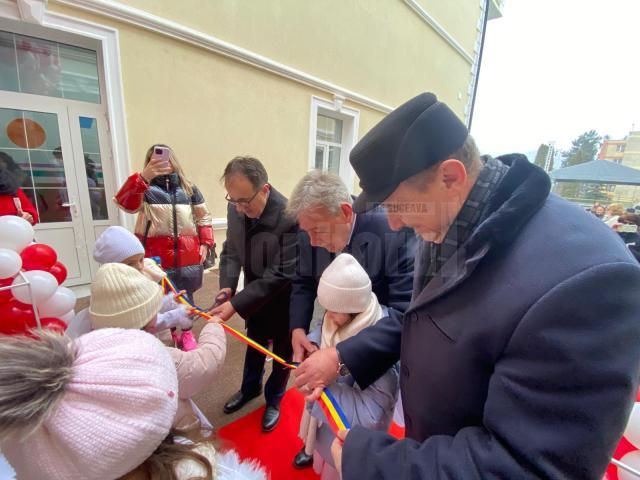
[161,276,350,432]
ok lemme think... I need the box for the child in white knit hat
[0,328,265,480]
[68,226,196,350]
[89,263,227,431]
[294,253,399,480]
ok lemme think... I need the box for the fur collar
[467,154,551,252]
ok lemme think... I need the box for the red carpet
[218,389,319,479]
[218,388,406,479]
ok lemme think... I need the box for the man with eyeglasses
[210,156,298,432]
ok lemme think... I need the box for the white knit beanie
[317,253,372,313]
[0,328,179,480]
[93,226,145,264]
[90,263,164,330]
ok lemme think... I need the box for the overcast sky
[471,0,640,157]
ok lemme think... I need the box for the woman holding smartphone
[114,144,215,350]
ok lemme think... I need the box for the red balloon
[0,277,14,303]
[0,299,36,335]
[21,244,57,272]
[48,261,68,284]
[41,317,67,333]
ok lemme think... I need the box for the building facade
[596,132,640,205]
[0,0,502,289]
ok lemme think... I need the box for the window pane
[0,108,69,223]
[315,146,324,170]
[88,188,108,220]
[15,34,63,98]
[0,108,25,149]
[0,31,18,93]
[317,114,343,143]
[328,146,341,174]
[78,117,107,219]
[79,117,100,152]
[59,44,100,103]
[0,149,32,189]
[34,188,71,223]
[22,111,60,150]
[29,150,66,188]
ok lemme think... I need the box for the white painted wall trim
[403,0,474,65]
[52,0,394,114]
[308,95,359,193]
[0,0,134,230]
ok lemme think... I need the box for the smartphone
[151,146,170,166]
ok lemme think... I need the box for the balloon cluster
[0,215,75,335]
[606,389,640,480]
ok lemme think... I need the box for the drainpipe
[467,0,491,130]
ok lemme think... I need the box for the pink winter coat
[167,322,227,429]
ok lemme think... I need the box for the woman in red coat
[0,158,38,225]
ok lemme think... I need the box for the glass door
[0,91,92,286]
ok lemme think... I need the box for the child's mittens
[156,306,194,331]
[160,292,180,313]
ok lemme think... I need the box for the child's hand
[207,315,226,324]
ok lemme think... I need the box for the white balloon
[59,309,75,325]
[618,450,640,480]
[11,270,58,305]
[624,403,640,448]
[0,248,22,279]
[38,287,76,318]
[0,216,34,252]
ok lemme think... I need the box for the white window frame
[308,95,359,192]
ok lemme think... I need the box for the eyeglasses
[225,187,262,206]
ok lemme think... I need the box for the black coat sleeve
[342,262,640,480]
[384,228,417,314]
[289,231,318,331]
[218,213,241,294]
[337,309,403,390]
[230,225,299,319]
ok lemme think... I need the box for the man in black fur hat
[294,92,640,479]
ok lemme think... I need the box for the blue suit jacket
[289,206,417,331]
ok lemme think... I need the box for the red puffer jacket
[114,172,214,295]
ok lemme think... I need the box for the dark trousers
[240,324,292,407]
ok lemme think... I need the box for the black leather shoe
[293,446,313,469]
[262,405,280,432]
[223,390,261,414]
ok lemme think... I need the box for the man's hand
[209,300,236,321]
[141,157,172,183]
[331,429,349,479]
[207,315,226,324]
[292,327,318,363]
[293,347,339,402]
[199,244,209,264]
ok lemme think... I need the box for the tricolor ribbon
[161,275,350,432]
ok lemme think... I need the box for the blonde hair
[0,330,75,440]
[120,428,215,480]
[607,203,625,217]
[144,144,194,197]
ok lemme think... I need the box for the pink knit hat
[0,328,178,480]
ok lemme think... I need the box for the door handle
[61,201,78,216]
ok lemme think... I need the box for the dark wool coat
[338,155,640,480]
[219,187,298,334]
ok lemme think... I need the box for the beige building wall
[47,0,485,246]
